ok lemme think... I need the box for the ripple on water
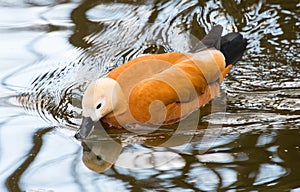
[4,1,299,190]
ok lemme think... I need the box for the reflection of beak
[80,127,123,172]
[74,116,95,139]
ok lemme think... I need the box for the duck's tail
[193,25,248,66]
[220,32,248,66]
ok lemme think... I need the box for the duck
[75,25,247,139]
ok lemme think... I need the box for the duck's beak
[75,116,95,139]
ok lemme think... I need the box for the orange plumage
[75,25,247,139]
[102,49,231,127]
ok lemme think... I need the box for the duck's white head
[75,77,126,139]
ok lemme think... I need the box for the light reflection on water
[0,0,299,191]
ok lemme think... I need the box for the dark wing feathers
[192,25,248,66]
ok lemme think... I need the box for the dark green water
[0,0,299,191]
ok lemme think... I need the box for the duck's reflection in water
[76,113,300,190]
[81,127,190,173]
[79,101,226,172]
[80,123,123,172]
[80,124,196,172]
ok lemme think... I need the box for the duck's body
[76,25,247,138]
[102,49,230,127]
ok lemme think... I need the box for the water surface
[0,0,299,191]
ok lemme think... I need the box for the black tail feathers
[220,32,248,66]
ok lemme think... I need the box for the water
[0,0,299,191]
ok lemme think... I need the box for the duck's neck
[111,80,128,117]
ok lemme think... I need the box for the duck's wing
[128,49,227,124]
[107,52,189,97]
[191,25,223,52]
[108,52,185,79]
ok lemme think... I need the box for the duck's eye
[96,103,102,109]
[96,155,102,161]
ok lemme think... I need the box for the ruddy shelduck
[75,25,247,139]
